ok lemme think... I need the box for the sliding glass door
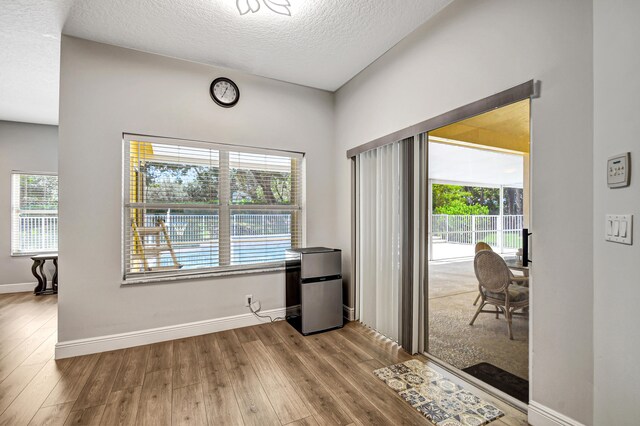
[422,99,531,403]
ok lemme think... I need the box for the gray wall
[0,121,58,288]
[334,1,593,424]
[58,37,335,342]
[593,0,640,423]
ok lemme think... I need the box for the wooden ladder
[131,219,182,271]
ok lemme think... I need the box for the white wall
[334,1,593,424]
[593,1,640,424]
[0,121,58,290]
[58,37,335,344]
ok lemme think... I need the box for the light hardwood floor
[0,293,527,425]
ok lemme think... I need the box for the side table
[30,253,58,295]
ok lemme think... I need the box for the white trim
[55,307,286,359]
[122,134,305,282]
[10,170,57,176]
[11,251,58,257]
[0,282,35,294]
[528,401,586,426]
[123,133,305,159]
[343,304,355,321]
[122,265,284,286]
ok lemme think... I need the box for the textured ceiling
[0,0,73,125]
[1,0,452,125]
[63,0,453,90]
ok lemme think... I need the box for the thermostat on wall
[607,152,630,188]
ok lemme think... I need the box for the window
[123,135,304,282]
[11,173,59,255]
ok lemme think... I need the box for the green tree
[142,161,293,205]
[432,184,490,215]
[143,163,218,204]
[185,168,219,204]
[434,200,489,215]
[503,187,523,215]
[20,175,58,210]
[467,187,500,214]
[230,169,292,204]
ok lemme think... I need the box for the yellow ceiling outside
[430,99,530,153]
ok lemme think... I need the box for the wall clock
[210,77,240,108]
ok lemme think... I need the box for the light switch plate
[607,152,630,188]
[605,214,633,245]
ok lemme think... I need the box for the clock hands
[210,78,238,107]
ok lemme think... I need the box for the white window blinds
[124,135,304,281]
[11,173,59,255]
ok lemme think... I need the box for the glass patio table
[505,257,529,277]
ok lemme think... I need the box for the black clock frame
[210,77,240,108]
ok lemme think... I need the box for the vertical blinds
[357,142,404,343]
[124,136,303,281]
[11,173,59,255]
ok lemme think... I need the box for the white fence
[15,215,58,253]
[231,214,291,236]
[15,213,292,256]
[142,213,293,268]
[144,213,291,243]
[430,214,523,260]
[144,214,219,245]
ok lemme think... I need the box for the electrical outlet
[245,294,253,307]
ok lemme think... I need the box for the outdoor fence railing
[17,212,292,251]
[231,214,291,237]
[18,213,293,267]
[431,214,524,255]
[144,214,220,245]
[16,215,58,253]
[144,213,291,244]
[142,213,293,268]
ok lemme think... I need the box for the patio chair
[475,241,492,253]
[469,250,529,339]
[472,242,528,305]
[472,242,493,305]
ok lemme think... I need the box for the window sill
[121,264,285,286]
[11,251,58,258]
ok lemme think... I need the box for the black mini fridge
[285,247,343,335]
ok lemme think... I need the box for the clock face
[210,78,240,107]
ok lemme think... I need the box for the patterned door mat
[374,359,504,425]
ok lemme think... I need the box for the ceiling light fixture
[236,0,291,16]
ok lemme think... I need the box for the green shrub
[434,200,489,215]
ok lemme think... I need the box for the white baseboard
[343,304,355,321]
[55,307,286,359]
[528,401,586,426]
[0,282,35,294]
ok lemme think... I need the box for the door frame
[348,80,539,393]
[346,80,538,159]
